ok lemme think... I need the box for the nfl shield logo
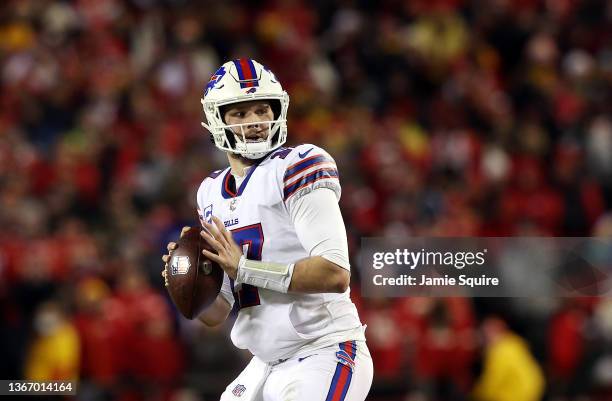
[170,256,191,275]
[232,384,246,397]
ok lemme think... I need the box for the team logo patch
[204,66,226,96]
[335,350,355,371]
[170,256,191,275]
[232,384,246,397]
[203,204,213,224]
[246,87,257,94]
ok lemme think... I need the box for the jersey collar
[221,150,280,199]
[220,161,259,199]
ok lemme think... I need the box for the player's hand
[201,216,242,279]
[161,226,191,287]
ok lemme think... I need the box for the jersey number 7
[230,223,263,309]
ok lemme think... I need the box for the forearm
[233,189,351,294]
[289,256,350,293]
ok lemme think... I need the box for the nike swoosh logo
[298,148,314,158]
[298,354,316,362]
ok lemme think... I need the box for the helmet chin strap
[242,151,269,160]
[235,137,272,159]
[204,115,285,160]
[228,123,276,159]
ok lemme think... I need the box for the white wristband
[235,256,295,293]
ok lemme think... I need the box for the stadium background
[1,0,612,400]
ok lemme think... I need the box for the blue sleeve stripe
[284,155,333,181]
[283,168,339,200]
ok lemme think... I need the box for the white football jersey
[196,144,364,362]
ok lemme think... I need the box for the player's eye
[255,106,269,115]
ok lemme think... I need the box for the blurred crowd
[1,0,612,400]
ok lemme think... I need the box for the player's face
[223,101,274,143]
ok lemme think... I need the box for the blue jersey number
[230,223,264,309]
[270,147,293,160]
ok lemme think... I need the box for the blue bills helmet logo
[170,256,191,275]
[204,66,226,96]
[232,384,246,397]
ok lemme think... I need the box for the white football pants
[220,341,373,401]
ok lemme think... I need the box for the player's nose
[245,119,268,134]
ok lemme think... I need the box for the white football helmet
[201,59,289,159]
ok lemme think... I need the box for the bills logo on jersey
[232,384,246,397]
[224,218,239,228]
[204,66,226,96]
[335,350,355,372]
[170,256,191,275]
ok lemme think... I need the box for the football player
[162,59,372,401]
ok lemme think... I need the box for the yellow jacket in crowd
[25,320,80,381]
[473,332,545,401]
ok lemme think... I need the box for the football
[165,227,223,319]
